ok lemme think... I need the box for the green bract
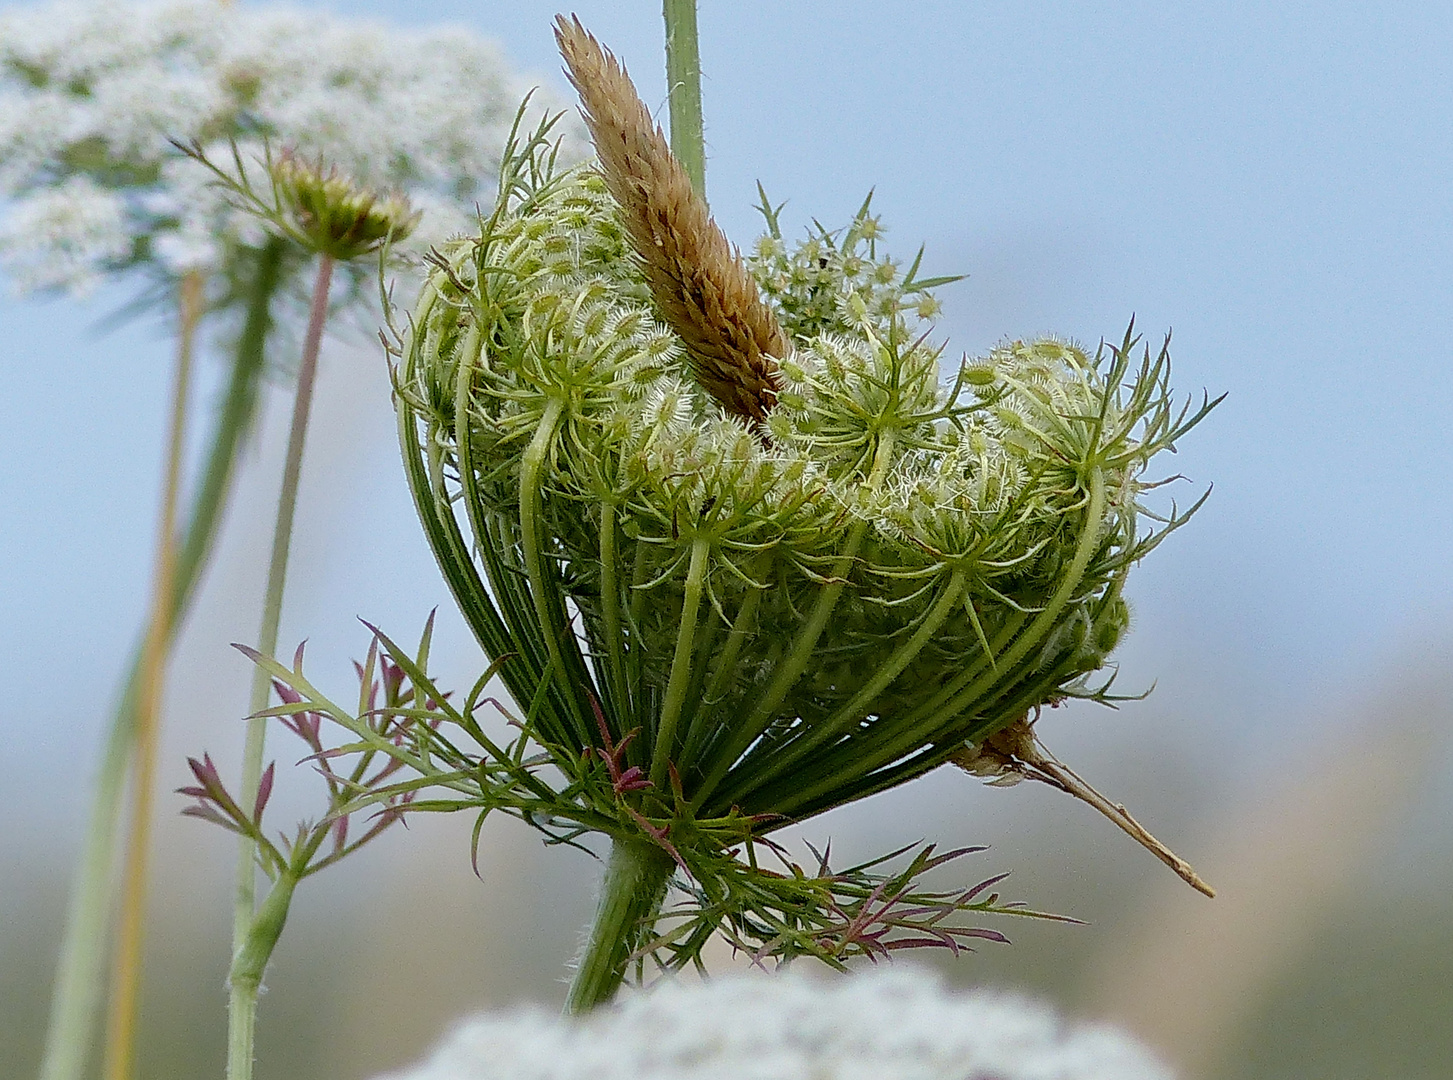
[391,119,1216,839]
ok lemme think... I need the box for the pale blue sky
[5,0,1453,828]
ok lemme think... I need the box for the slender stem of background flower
[565,838,675,1014]
[227,252,333,1080]
[38,240,283,1080]
[171,239,286,624]
[98,270,204,1080]
[663,0,705,198]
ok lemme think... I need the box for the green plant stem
[518,395,567,684]
[103,269,204,1080]
[732,567,971,803]
[651,535,711,786]
[663,0,705,198]
[564,838,675,1014]
[227,871,297,1080]
[228,252,334,1080]
[780,469,1111,814]
[598,502,630,720]
[39,238,284,1080]
[680,574,764,763]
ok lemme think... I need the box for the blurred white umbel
[377,966,1172,1080]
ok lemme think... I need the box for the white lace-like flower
[0,0,582,293]
[0,174,130,294]
[376,967,1172,1080]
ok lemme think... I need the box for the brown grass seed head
[554,14,785,425]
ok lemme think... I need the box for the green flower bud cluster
[269,151,420,261]
[394,119,1215,837]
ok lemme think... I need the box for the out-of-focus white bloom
[0,0,581,293]
[0,174,130,294]
[376,967,1173,1080]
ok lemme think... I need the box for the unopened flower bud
[270,151,419,260]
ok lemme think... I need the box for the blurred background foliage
[4,2,1453,1078]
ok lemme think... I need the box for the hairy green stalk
[564,5,705,1010]
[598,503,631,720]
[228,253,334,1080]
[778,469,1110,814]
[565,839,675,1014]
[39,238,284,1080]
[227,871,297,1080]
[663,0,705,198]
[517,396,570,705]
[651,535,711,787]
[732,567,971,803]
[679,574,765,763]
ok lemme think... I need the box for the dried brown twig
[952,717,1216,898]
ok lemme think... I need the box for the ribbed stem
[663,0,705,198]
[782,469,1111,813]
[228,253,334,1080]
[731,567,970,805]
[651,535,711,786]
[599,503,630,720]
[226,871,297,1080]
[517,396,572,714]
[564,839,674,1014]
[38,237,283,1080]
[101,270,204,1080]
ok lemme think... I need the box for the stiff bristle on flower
[554,15,785,424]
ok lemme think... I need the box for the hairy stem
[733,567,970,805]
[227,871,298,1080]
[783,469,1111,814]
[599,502,630,721]
[651,535,711,786]
[663,0,705,198]
[626,539,651,725]
[565,838,675,1014]
[39,238,283,1080]
[517,396,571,707]
[679,574,764,764]
[102,270,204,1080]
[228,253,333,1080]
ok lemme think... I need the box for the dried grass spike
[554,15,786,423]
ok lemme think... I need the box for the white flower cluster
[0,0,581,294]
[377,968,1172,1080]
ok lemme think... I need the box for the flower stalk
[228,252,333,1080]
[39,238,284,1080]
[565,839,676,1014]
[663,0,706,198]
[101,270,205,1080]
[227,871,297,1080]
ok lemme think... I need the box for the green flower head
[391,99,1216,843]
[268,151,420,260]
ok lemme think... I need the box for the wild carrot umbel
[232,13,1221,1013]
